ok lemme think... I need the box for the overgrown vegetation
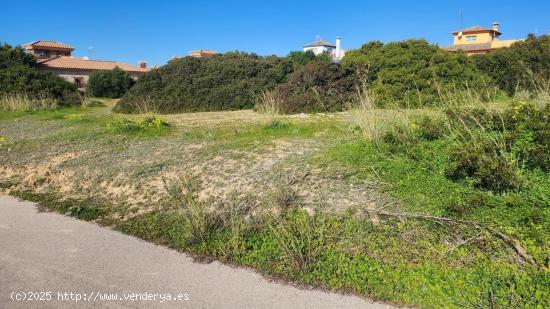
[341,39,494,107]
[2,35,549,308]
[474,34,550,96]
[86,67,135,98]
[286,50,332,67]
[0,43,80,108]
[275,61,357,113]
[115,52,293,113]
[105,116,172,136]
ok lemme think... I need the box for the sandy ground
[0,195,394,309]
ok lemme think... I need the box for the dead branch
[365,208,537,266]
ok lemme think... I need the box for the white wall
[303,46,334,55]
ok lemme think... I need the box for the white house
[303,37,346,61]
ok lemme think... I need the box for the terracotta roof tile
[38,56,148,73]
[23,40,74,50]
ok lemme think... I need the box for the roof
[188,49,217,56]
[446,43,494,52]
[303,40,336,48]
[37,56,148,73]
[452,25,502,36]
[23,40,74,51]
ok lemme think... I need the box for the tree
[86,67,135,98]
[0,43,80,106]
[473,35,550,95]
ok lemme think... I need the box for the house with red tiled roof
[23,40,149,90]
[446,23,521,55]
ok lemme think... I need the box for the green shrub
[382,123,418,147]
[86,67,135,98]
[341,39,493,107]
[415,116,447,140]
[116,52,293,114]
[504,100,550,171]
[276,61,357,113]
[446,141,523,193]
[0,43,80,106]
[474,35,550,95]
[286,50,332,67]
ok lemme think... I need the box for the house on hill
[188,49,217,58]
[23,40,149,90]
[303,37,346,61]
[446,22,521,55]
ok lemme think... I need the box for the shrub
[286,50,332,67]
[86,67,135,98]
[276,61,357,113]
[0,43,80,107]
[504,100,550,171]
[473,35,550,96]
[341,39,493,107]
[446,140,523,193]
[116,52,294,114]
[416,116,447,140]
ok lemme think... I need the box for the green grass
[180,119,339,153]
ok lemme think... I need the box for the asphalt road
[0,195,393,309]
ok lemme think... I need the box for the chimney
[335,36,342,58]
[139,61,147,69]
[492,22,500,32]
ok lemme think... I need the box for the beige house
[23,41,149,90]
[446,23,521,55]
[188,49,217,57]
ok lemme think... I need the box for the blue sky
[1,1,549,66]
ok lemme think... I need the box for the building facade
[303,37,346,61]
[446,23,521,55]
[188,49,217,57]
[23,41,149,90]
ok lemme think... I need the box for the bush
[0,43,80,107]
[276,61,357,113]
[446,140,523,193]
[416,116,447,140]
[116,52,293,114]
[474,35,550,95]
[504,100,550,171]
[341,39,493,107]
[86,67,135,98]
[286,50,332,67]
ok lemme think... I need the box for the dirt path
[0,195,394,309]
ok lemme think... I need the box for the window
[465,35,477,42]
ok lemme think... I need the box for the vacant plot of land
[0,105,548,308]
